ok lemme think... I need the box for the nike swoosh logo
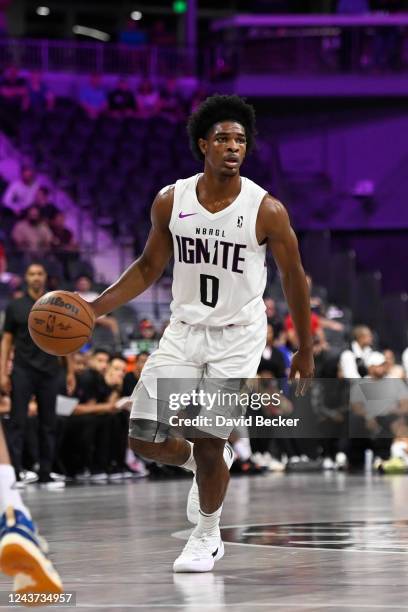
[212,547,218,558]
[179,212,197,219]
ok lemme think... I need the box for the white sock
[180,441,197,473]
[0,465,31,518]
[193,505,222,538]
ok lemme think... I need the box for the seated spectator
[49,211,78,253]
[123,351,149,397]
[24,72,54,113]
[119,18,147,46]
[0,65,28,109]
[32,185,59,220]
[136,79,160,119]
[108,78,136,118]
[264,297,283,336]
[2,164,40,216]
[258,324,286,380]
[339,325,373,379]
[11,204,53,258]
[0,240,6,275]
[79,74,107,120]
[384,349,406,379]
[159,79,184,122]
[190,86,208,114]
[403,347,408,377]
[284,310,326,352]
[150,20,176,46]
[346,351,408,469]
[75,276,121,346]
[133,318,159,353]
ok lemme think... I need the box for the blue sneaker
[0,507,62,596]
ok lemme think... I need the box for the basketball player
[89,95,314,572]
[0,421,63,598]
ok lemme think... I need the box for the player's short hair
[187,94,256,161]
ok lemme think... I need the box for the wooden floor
[3,472,408,611]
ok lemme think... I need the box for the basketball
[28,290,95,356]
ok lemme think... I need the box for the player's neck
[200,167,241,200]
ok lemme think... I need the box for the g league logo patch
[237,216,243,228]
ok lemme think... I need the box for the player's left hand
[289,349,315,397]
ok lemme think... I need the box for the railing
[209,13,408,76]
[0,38,196,77]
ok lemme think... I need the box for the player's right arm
[90,187,174,318]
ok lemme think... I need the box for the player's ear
[198,138,207,157]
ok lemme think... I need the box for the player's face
[200,121,247,177]
[25,265,47,292]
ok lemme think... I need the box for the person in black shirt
[258,324,286,380]
[122,351,149,397]
[0,263,70,486]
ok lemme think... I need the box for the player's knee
[128,436,167,461]
[193,438,225,471]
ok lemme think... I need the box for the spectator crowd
[0,258,406,490]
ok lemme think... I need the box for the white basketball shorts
[129,314,267,441]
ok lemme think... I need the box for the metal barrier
[0,38,196,77]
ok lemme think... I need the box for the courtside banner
[153,377,408,439]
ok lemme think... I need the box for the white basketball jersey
[168,173,267,326]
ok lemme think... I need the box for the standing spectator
[79,74,107,120]
[24,72,54,113]
[339,325,373,378]
[0,65,28,109]
[136,80,160,119]
[159,79,184,122]
[11,204,53,258]
[108,78,136,118]
[0,263,67,487]
[123,351,149,396]
[2,164,40,215]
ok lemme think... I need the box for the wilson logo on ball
[37,295,80,315]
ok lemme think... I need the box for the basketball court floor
[3,472,408,611]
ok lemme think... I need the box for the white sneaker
[335,452,348,470]
[187,443,234,525]
[267,457,285,472]
[19,470,39,484]
[89,472,108,483]
[173,532,224,573]
[322,457,335,470]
